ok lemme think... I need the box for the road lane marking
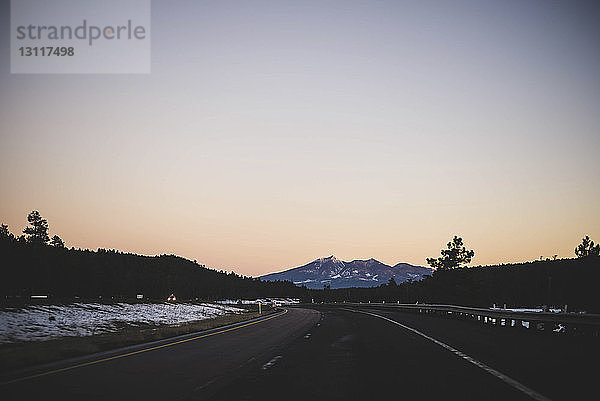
[261,355,283,370]
[193,377,218,393]
[1,309,289,386]
[347,309,552,401]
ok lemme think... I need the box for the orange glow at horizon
[1,1,599,277]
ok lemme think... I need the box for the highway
[0,309,318,400]
[1,306,597,400]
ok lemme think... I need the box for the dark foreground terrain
[1,306,597,400]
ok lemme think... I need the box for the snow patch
[489,307,563,313]
[0,303,244,343]
[293,279,315,284]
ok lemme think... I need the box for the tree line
[1,211,303,302]
[1,211,598,311]
[310,257,600,312]
[310,235,600,312]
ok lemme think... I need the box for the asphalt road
[0,309,319,400]
[1,306,597,401]
[209,305,598,401]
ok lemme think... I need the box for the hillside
[3,227,598,312]
[0,238,302,303]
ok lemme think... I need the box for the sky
[1,0,599,276]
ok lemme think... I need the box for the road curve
[0,308,319,400]
[2,305,596,401]
[208,305,598,401]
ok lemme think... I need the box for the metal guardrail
[312,302,600,334]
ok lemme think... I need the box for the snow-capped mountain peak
[260,256,433,289]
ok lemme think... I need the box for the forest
[1,212,599,312]
[312,257,600,313]
[0,214,302,302]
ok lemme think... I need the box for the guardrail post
[358,304,600,336]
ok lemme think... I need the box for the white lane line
[348,309,552,401]
[304,333,311,339]
[261,355,283,370]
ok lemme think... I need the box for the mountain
[260,256,433,289]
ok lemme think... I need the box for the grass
[0,308,277,374]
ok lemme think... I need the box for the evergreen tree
[427,236,474,270]
[23,211,50,245]
[51,235,65,248]
[575,235,600,258]
[0,224,14,241]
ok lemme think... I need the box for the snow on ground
[217,298,300,306]
[216,299,258,305]
[0,303,244,344]
[489,307,563,313]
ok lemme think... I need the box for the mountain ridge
[260,255,433,289]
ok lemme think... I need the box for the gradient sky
[1,0,599,276]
